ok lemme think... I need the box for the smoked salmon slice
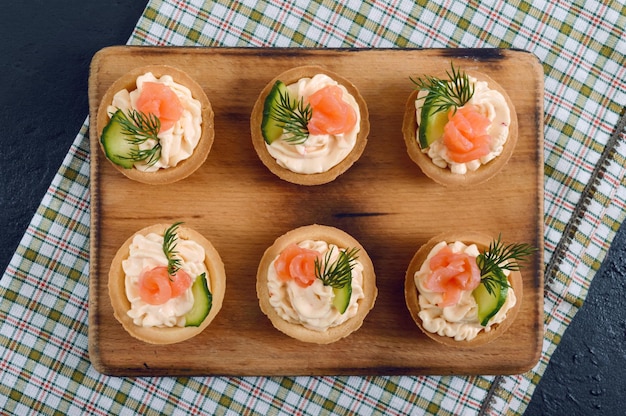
[169,268,193,298]
[442,105,491,163]
[307,85,357,136]
[138,265,192,305]
[274,243,320,288]
[135,82,184,132]
[424,245,481,307]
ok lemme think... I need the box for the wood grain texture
[88,47,544,376]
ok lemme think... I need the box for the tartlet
[108,223,226,344]
[402,68,518,187]
[250,65,370,186]
[96,64,214,185]
[404,231,523,347]
[256,224,377,344]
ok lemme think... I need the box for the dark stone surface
[525,222,626,415]
[1,1,624,414]
[0,1,146,275]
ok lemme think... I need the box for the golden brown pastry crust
[250,65,369,186]
[402,70,518,187]
[256,224,377,344]
[96,65,214,185]
[108,223,226,344]
[404,231,522,347]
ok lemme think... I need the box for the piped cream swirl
[122,232,209,328]
[414,240,516,341]
[108,72,203,171]
[266,74,361,174]
[267,240,364,332]
[415,76,510,174]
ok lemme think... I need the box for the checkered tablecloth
[1,1,625,415]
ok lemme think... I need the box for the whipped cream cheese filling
[108,72,203,172]
[414,241,516,341]
[266,74,361,174]
[415,76,511,174]
[122,232,209,328]
[267,240,365,332]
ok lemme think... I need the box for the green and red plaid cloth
[2,1,624,414]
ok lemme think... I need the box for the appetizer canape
[108,222,226,344]
[405,231,534,346]
[251,66,369,185]
[96,65,214,184]
[402,64,518,186]
[257,224,377,343]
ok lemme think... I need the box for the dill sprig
[116,109,163,166]
[271,88,312,145]
[476,235,537,295]
[315,247,360,289]
[162,222,183,276]
[479,269,509,296]
[410,63,475,116]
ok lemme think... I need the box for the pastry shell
[256,224,377,344]
[108,223,226,344]
[404,231,522,347]
[96,65,214,185]
[402,70,518,187]
[250,65,369,186]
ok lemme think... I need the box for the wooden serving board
[88,47,544,376]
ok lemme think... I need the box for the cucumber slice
[261,80,289,144]
[100,109,138,169]
[472,268,508,326]
[184,272,212,327]
[332,281,352,314]
[418,93,449,149]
